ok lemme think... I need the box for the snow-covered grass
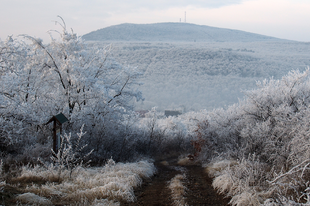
[16,193,53,205]
[205,159,237,178]
[177,156,197,166]
[168,174,188,206]
[205,156,272,206]
[177,157,192,166]
[15,159,156,205]
[208,157,310,206]
[16,193,120,206]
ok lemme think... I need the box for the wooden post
[46,113,69,155]
[53,119,57,153]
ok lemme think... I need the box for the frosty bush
[13,125,92,183]
[212,155,271,206]
[267,159,310,204]
[198,70,310,204]
[133,108,193,159]
[50,125,93,179]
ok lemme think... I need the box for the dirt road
[122,160,230,206]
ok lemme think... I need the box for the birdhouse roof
[46,113,69,125]
[55,113,69,124]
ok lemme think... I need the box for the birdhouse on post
[46,113,69,154]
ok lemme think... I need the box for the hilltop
[81,23,307,112]
[82,22,285,42]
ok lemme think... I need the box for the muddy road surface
[122,160,230,206]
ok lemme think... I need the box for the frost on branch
[0,17,143,160]
[50,124,93,179]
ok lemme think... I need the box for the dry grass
[91,198,120,206]
[160,161,169,166]
[15,192,53,205]
[204,159,237,178]
[13,163,68,183]
[168,174,188,206]
[205,158,271,206]
[229,191,261,206]
[212,173,234,195]
[177,157,197,166]
[14,159,156,205]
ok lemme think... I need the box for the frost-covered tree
[0,17,142,155]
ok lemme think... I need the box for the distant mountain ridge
[83,22,285,42]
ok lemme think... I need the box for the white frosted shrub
[266,159,310,204]
[199,70,310,204]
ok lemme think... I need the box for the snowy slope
[82,22,286,42]
[103,41,310,111]
[83,23,308,111]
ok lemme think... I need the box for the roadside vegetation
[200,70,310,205]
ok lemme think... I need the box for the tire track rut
[121,161,230,206]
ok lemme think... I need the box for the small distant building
[165,110,182,117]
[136,110,149,118]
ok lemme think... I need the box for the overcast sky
[1,0,310,42]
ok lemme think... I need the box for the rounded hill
[83,22,285,42]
